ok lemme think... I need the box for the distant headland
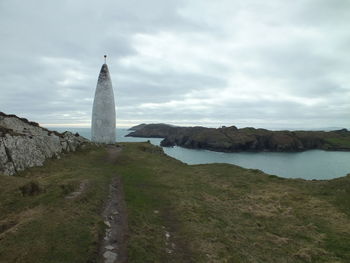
[127,123,350,152]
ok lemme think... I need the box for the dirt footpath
[99,145,128,263]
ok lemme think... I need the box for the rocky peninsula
[127,123,350,152]
[0,112,89,175]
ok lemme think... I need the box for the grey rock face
[0,112,90,176]
[91,64,116,144]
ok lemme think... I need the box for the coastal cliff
[127,123,350,152]
[0,112,89,175]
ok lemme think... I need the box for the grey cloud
[0,0,349,129]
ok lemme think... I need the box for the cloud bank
[0,0,349,129]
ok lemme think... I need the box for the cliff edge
[0,112,89,175]
[127,123,350,152]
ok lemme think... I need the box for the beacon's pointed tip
[104,54,107,64]
[100,63,109,75]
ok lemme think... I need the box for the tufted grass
[116,143,350,263]
[0,142,350,262]
[0,145,114,263]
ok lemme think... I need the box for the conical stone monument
[91,56,116,143]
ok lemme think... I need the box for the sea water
[53,128,350,180]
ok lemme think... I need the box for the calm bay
[54,128,350,180]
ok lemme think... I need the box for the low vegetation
[0,145,114,262]
[1,142,350,262]
[325,137,350,149]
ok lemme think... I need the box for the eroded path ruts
[99,145,128,263]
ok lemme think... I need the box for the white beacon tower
[91,55,116,143]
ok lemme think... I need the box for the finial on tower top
[104,55,107,64]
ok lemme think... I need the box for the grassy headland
[127,123,350,152]
[1,142,350,262]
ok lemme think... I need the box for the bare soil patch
[65,180,88,199]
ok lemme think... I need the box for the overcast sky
[0,0,349,129]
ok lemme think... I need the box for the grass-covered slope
[116,143,350,262]
[1,142,350,262]
[0,145,114,263]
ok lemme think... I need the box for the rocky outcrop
[127,124,350,152]
[0,112,90,175]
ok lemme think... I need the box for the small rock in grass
[105,245,114,250]
[103,251,117,263]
